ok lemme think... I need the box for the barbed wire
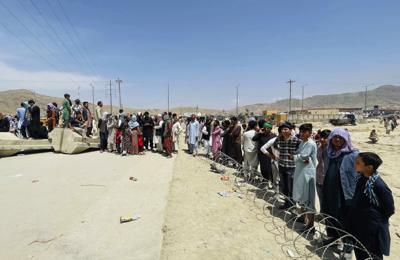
[200,149,375,259]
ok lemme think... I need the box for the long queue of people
[193,117,395,260]
[0,94,396,259]
[59,93,187,158]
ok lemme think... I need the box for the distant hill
[1,85,400,116]
[233,85,400,114]
[0,89,221,116]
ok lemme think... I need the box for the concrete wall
[288,114,364,123]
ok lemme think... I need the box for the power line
[116,78,123,109]
[364,83,374,111]
[287,79,295,113]
[0,1,80,83]
[55,0,100,77]
[15,0,83,77]
[0,14,76,83]
[45,0,97,76]
[0,79,108,83]
[300,83,308,111]
[236,84,240,116]
[29,0,90,75]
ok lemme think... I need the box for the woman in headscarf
[130,121,140,155]
[107,115,118,152]
[321,128,359,247]
[121,115,134,156]
[211,120,222,160]
[163,114,173,158]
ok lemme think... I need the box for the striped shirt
[274,135,301,168]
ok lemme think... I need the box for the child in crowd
[291,123,318,232]
[369,129,378,144]
[349,152,395,259]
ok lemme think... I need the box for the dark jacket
[0,118,10,132]
[141,116,154,136]
[348,175,395,256]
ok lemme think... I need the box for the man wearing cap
[252,122,277,184]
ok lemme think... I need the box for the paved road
[0,151,175,260]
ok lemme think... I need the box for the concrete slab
[49,128,99,154]
[0,151,175,260]
[0,132,52,157]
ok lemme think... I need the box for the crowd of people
[0,94,397,259]
[199,116,395,260]
[0,100,48,139]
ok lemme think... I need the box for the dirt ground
[161,120,400,260]
[0,119,398,260]
[160,148,284,260]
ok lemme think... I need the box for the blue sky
[0,0,399,109]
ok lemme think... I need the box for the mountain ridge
[1,85,399,116]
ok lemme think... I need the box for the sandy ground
[161,149,284,260]
[0,151,175,260]
[161,120,400,260]
[0,119,399,260]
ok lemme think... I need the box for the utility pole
[236,84,240,116]
[116,78,123,110]
[364,83,374,112]
[301,84,307,112]
[77,86,80,99]
[90,83,95,113]
[287,79,295,114]
[109,80,113,114]
[167,83,170,113]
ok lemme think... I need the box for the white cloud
[0,61,106,91]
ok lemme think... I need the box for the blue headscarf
[327,128,356,158]
[357,171,380,207]
[128,115,137,129]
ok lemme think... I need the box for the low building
[290,108,339,115]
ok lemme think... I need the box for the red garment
[164,137,173,156]
[163,121,173,156]
[131,129,139,155]
[115,130,122,145]
[138,134,144,148]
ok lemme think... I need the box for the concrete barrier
[49,128,100,154]
[0,132,52,157]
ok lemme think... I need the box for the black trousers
[100,132,108,150]
[279,166,294,203]
[143,135,153,150]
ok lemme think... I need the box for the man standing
[16,103,28,138]
[242,120,259,178]
[229,117,243,164]
[187,114,199,156]
[141,111,155,151]
[272,122,301,209]
[82,101,93,137]
[201,117,212,158]
[62,94,72,128]
[94,101,103,135]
